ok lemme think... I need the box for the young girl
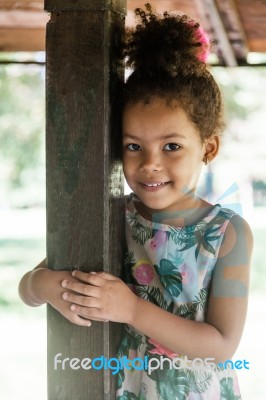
[19,4,253,399]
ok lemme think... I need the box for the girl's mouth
[140,181,170,191]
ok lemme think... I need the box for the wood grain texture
[46,4,126,399]
[235,0,266,52]
[0,0,44,10]
[1,0,266,53]
[0,28,45,51]
[44,0,126,13]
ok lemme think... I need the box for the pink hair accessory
[195,26,210,62]
[187,20,210,62]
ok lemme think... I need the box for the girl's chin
[138,199,175,214]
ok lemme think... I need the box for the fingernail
[70,304,76,311]
[62,292,68,300]
[72,270,76,276]
[62,280,68,287]
[90,271,96,274]
[87,322,91,327]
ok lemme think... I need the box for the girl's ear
[203,135,220,164]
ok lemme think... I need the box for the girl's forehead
[122,102,201,144]
[122,98,199,137]
[122,97,190,124]
[123,97,180,114]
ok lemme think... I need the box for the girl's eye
[164,143,180,151]
[126,143,141,151]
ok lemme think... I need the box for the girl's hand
[42,269,102,327]
[19,261,104,327]
[61,271,139,325]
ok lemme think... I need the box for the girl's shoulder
[218,210,253,256]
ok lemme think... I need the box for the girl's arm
[61,214,252,363]
[130,214,252,362]
[18,259,102,326]
[19,258,51,306]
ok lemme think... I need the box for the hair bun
[124,3,210,77]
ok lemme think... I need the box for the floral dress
[116,194,242,400]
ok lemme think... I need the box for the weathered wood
[196,0,238,66]
[0,10,48,28]
[46,1,126,399]
[0,0,44,10]
[215,0,249,61]
[0,28,45,51]
[235,0,266,52]
[1,0,266,54]
[44,0,126,13]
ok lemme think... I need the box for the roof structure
[0,0,266,66]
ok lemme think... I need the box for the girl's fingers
[66,310,108,326]
[72,270,119,283]
[94,271,119,281]
[70,304,103,321]
[61,280,100,296]
[62,292,99,308]
[68,313,92,327]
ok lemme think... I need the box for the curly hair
[122,3,225,140]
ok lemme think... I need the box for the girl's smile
[140,181,170,191]
[122,97,219,218]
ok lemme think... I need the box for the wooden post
[44,1,126,399]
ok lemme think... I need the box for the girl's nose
[140,151,162,172]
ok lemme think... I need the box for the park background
[0,51,266,399]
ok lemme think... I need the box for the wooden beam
[0,28,45,51]
[45,0,126,398]
[0,10,47,51]
[0,0,44,10]
[44,0,126,13]
[195,0,238,66]
[235,0,266,53]
[126,0,202,27]
[0,11,48,28]
[215,0,249,62]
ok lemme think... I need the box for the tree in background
[0,58,45,207]
[212,67,266,210]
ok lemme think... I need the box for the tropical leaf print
[176,288,208,319]
[169,227,190,246]
[123,326,147,351]
[154,258,179,275]
[210,209,234,227]
[180,223,221,260]
[154,259,183,298]
[194,288,208,309]
[117,391,139,400]
[116,332,131,358]
[125,251,136,267]
[185,369,213,393]
[124,250,137,285]
[136,285,170,310]
[126,212,153,245]
[132,224,153,246]
[150,367,189,400]
[116,369,125,391]
[220,377,241,400]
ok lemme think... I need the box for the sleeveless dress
[116,194,242,400]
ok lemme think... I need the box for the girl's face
[122,97,212,214]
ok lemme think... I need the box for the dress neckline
[126,193,221,231]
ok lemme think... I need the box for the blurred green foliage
[0,60,45,192]
[0,237,45,311]
[214,68,264,121]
